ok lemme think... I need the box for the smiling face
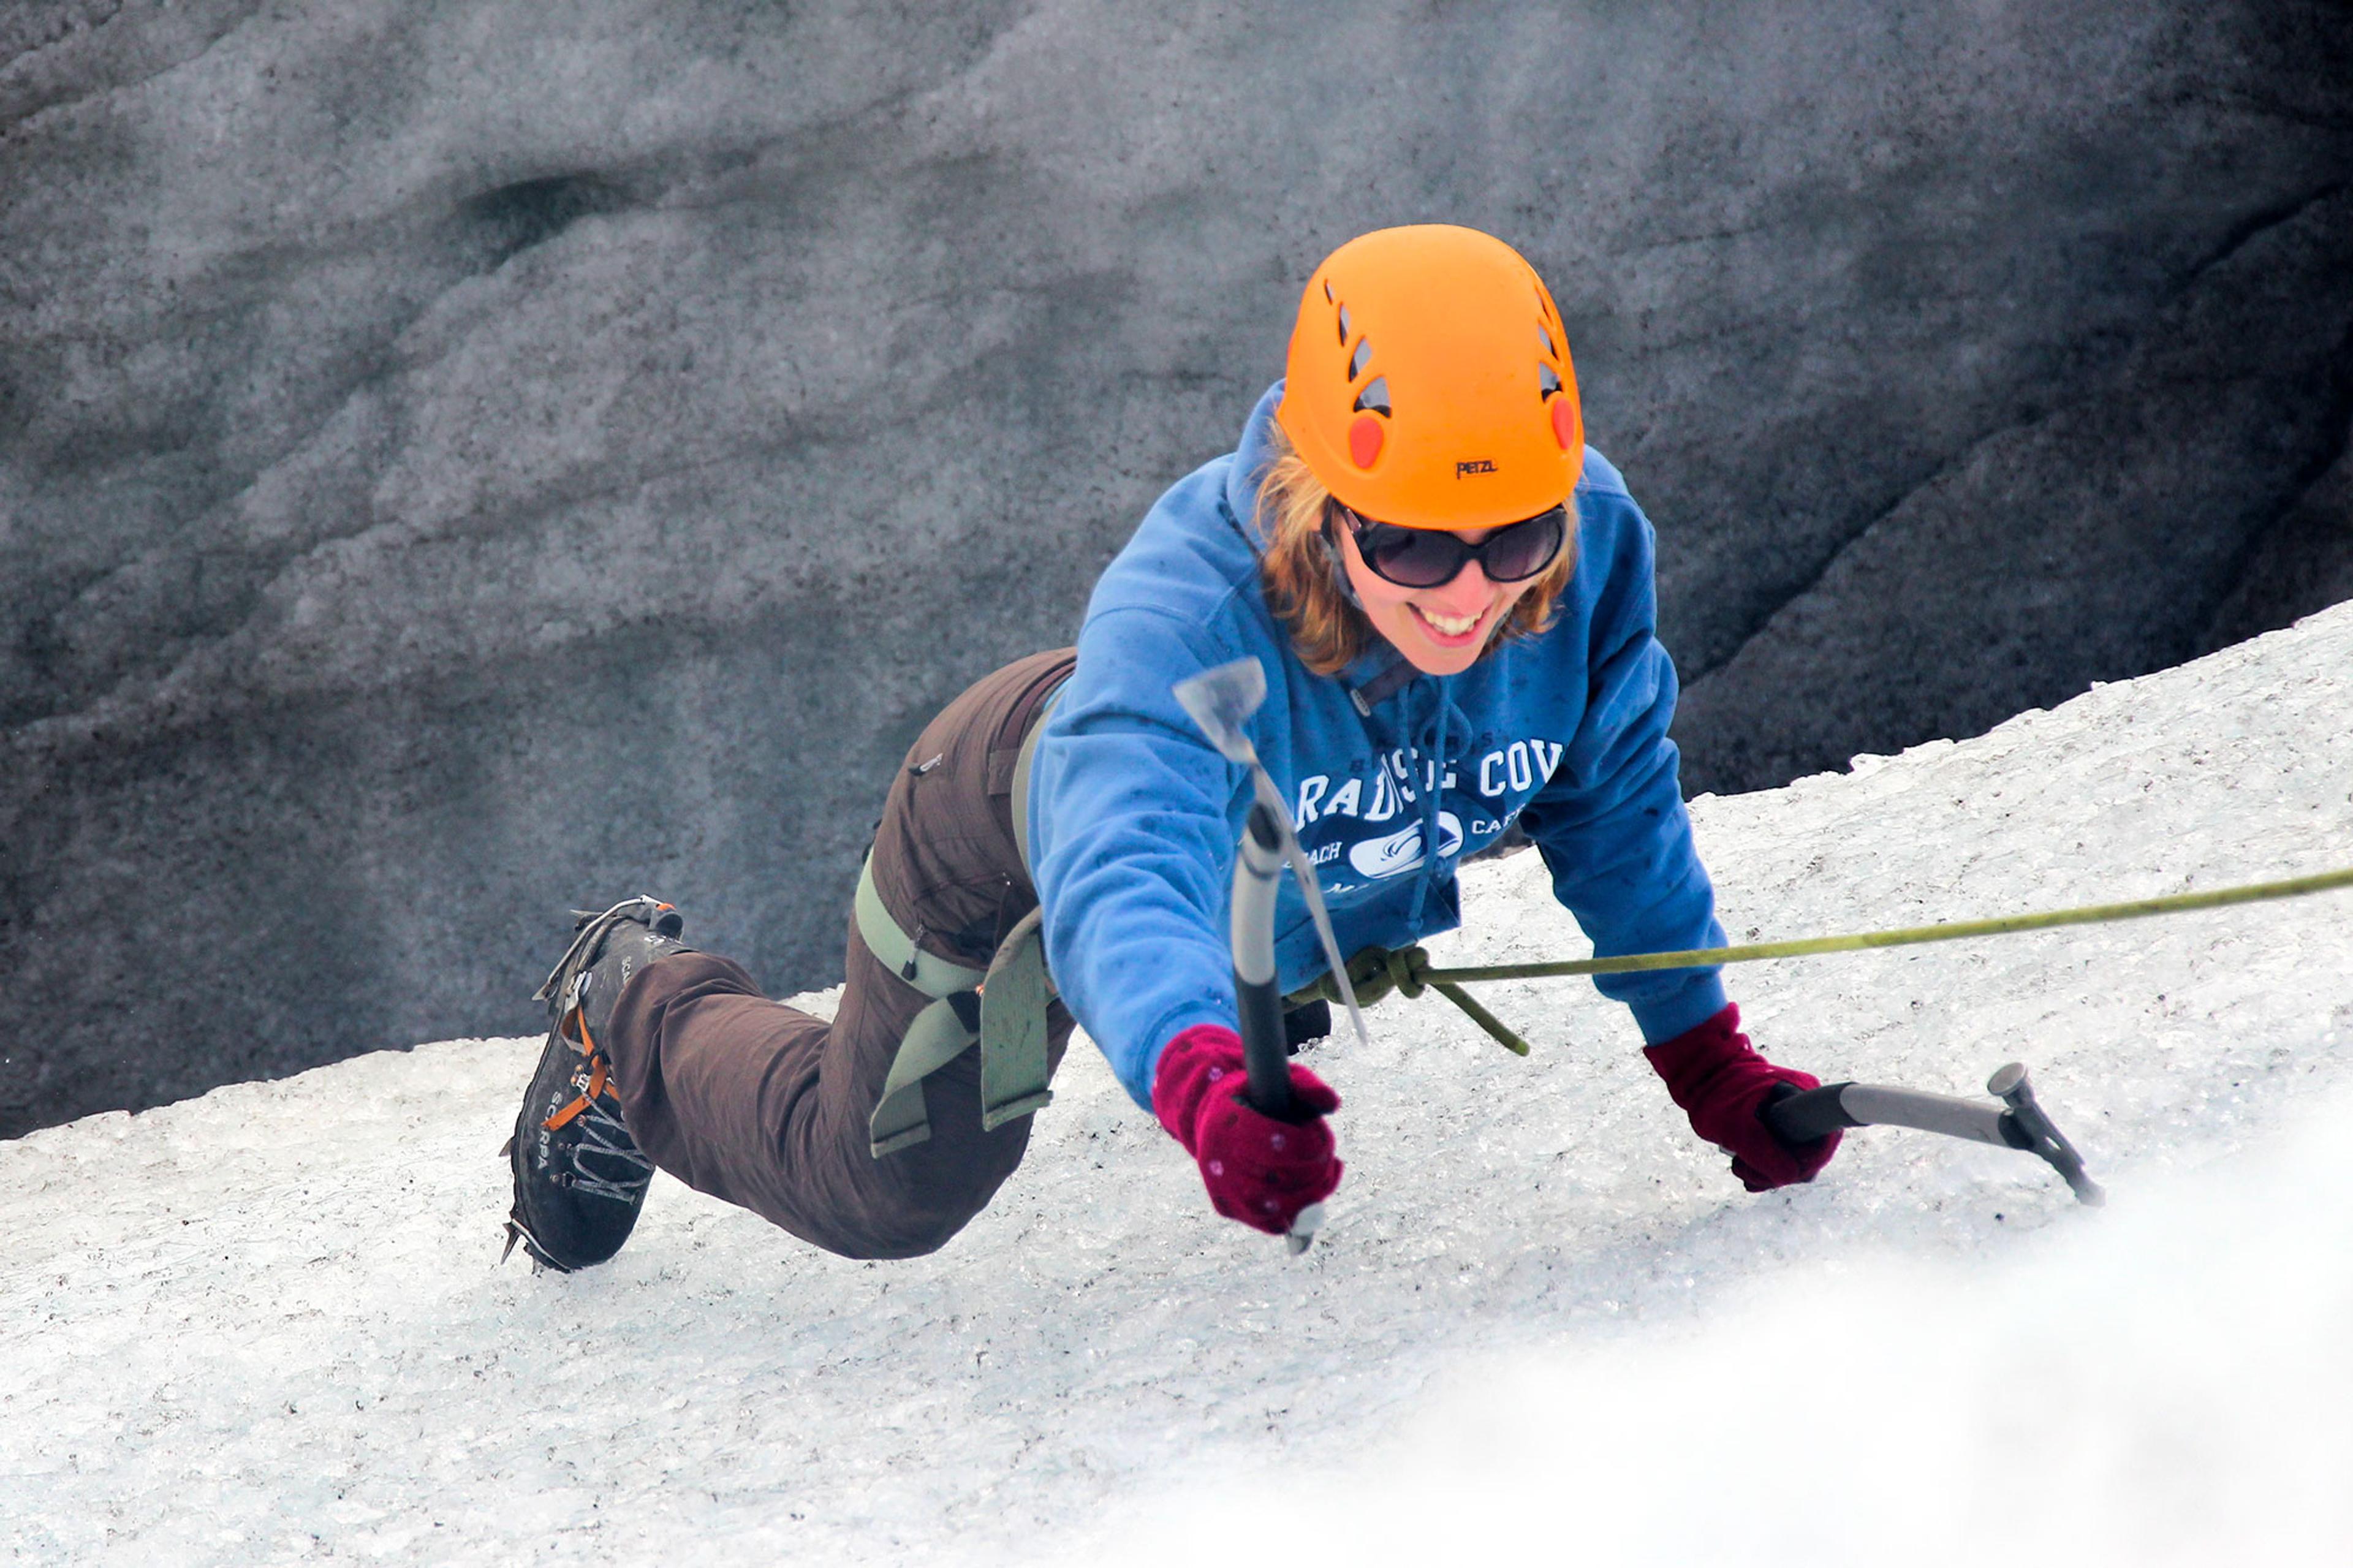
[1333,519,1542,676]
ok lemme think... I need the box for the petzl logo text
[1455,458,1498,477]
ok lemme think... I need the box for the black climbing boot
[501,896,690,1272]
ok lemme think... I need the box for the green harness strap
[857,857,987,1157]
[1010,684,1058,877]
[862,681,1069,1160]
[857,855,1059,1157]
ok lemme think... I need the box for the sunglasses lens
[1358,525,1466,588]
[1482,509,1567,582]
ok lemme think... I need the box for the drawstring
[1405,680,1455,929]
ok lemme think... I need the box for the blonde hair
[1253,429,1576,676]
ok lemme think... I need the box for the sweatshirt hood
[1224,380,1290,548]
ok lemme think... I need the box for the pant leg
[600,648,1078,1260]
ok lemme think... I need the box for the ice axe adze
[1764,1062,2105,1205]
[1173,657,1370,1256]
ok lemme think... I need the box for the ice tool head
[1172,656,1268,770]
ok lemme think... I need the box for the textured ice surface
[11,0,2353,1140]
[5,603,2351,1565]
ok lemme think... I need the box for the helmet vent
[1538,362,1562,398]
[1336,303,1352,345]
[1537,322,1558,360]
[1349,336,1373,381]
[1352,376,1391,416]
[1324,279,1336,303]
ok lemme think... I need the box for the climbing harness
[862,680,1067,1159]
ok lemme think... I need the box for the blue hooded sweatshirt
[1026,382,1728,1110]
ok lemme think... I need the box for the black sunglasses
[1338,504,1569,589]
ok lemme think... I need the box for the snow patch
[1044,1086,2353,1567]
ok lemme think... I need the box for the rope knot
[1287,943,1530,1058]
[1325,943,1430,1006]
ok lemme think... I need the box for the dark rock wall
[4,1,2349,1135]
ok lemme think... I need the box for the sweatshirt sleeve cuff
[1630,972,1730,1048]
[1123,1002,1237,1112]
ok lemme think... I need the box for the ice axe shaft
[1232,804,1293,1115]
[1234,801,1322,1254]
[1765,1062,2105,1205]
[1175,657,1354,1256]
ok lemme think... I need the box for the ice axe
[1764,1062,2105,1205]
[1173,657,1370,1255]
[1409,865,2351,1205]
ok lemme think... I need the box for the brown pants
[601,650,1078,1260]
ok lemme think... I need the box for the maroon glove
[1153,1023,1343,1235]
[1644,1004,1841,1192]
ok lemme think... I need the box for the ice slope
[5,603,2351,1567]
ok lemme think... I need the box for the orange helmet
[1276,225,1584,531]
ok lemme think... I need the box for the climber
[503,223,1840,1272]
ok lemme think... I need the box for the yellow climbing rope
[1289,864,2353,1058]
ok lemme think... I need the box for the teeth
[1418,607,1480,636]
